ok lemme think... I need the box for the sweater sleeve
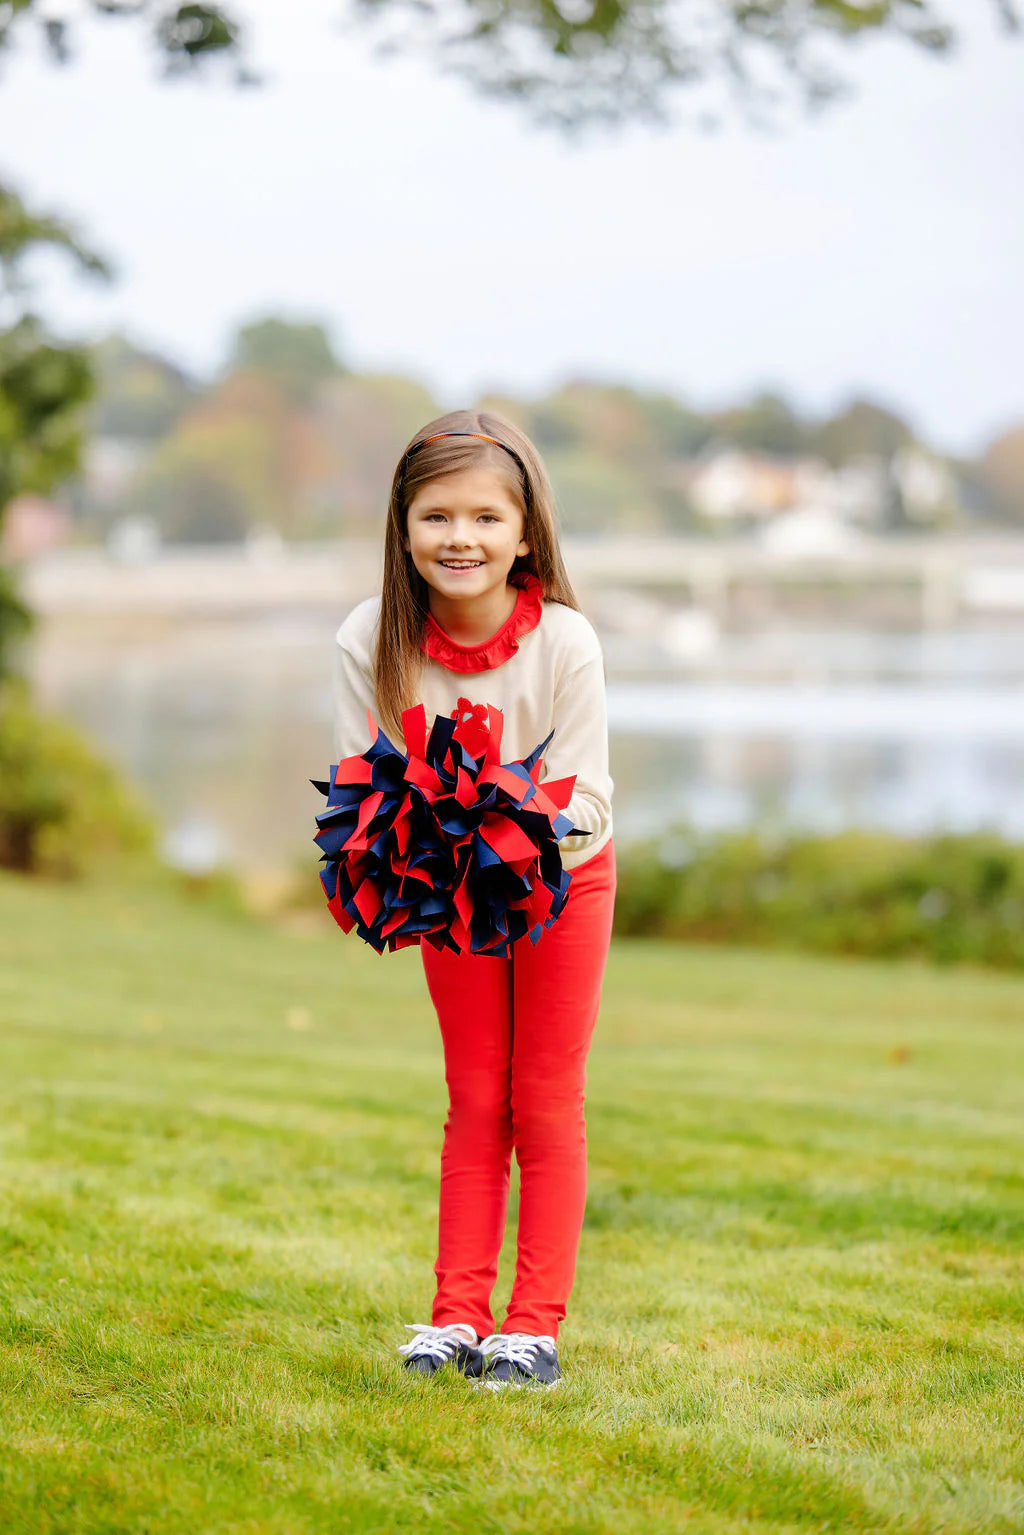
[332,629,378,761]
[542,647,614,856]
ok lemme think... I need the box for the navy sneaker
[398,1323,484,1377]
[480,1331,561,1389]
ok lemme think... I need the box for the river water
[28,611,1024,872]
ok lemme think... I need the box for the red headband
[403,431,532,508]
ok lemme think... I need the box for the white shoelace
[398,1323,478,1364]
[480,1332,557,1368]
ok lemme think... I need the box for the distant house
[830,456,889,526]
[687,447,838,525]
[892,446,959,524]
[684,445,936,529]
[0,496,72,560]
[687,449,784,522]
[83,436,148,509]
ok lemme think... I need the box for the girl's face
[404,466,530,601]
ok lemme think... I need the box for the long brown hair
[375,408,580,741]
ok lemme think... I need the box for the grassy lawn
[0,870,1022,1534]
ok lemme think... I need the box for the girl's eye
[422,512,499,522]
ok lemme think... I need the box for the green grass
[0,872,1022,1534]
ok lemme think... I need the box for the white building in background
[687,450,751,521]
[829,456,890,525]
[688,448,850,526]
[106,516,161,563]
[892,446,959,524]
[687,444,960,530]
[688,449,804,523]
[83,436,147,507]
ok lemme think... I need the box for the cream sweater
[332,595,614,871]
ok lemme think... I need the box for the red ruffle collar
[421,570,544,674]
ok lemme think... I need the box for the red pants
[420,838,616,1340]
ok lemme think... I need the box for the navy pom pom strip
[312,698,589,957]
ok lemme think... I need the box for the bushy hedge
[0,681,155,876]
[613,827,1024,970]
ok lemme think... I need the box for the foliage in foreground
[0,872,1022,1533]
[1,180,107,675]
[0,681,154,874]
[2,0,1021,132]
[614,827,1024,971]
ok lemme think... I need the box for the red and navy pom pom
[312,698,587,956]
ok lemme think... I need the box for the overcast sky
[2,1,1022,456]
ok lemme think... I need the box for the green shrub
[0,681,155,876]
[613,826,1024,971]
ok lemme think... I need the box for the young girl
[332,409,615,1388]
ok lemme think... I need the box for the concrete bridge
[22,533,1024,628]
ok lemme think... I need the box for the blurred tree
[311,373,439,531]
[494,381,709,531]
[227,316,345,406]
[641,391,713,460]
[0,564,30,676]
[527,380,708,464]
[0,1,1018,129]
[473,392,534,436]
[978,424,1024,525]
[810,396,915,465]
[90,333,195,441]
[0,677,155,873]
[0,183,108,676]
[0,321,95,520]
[124,369,332,540]
[485,379,709,460]
[545,445,657,535]
[127,454,251,543]
[0,180,108,290]
[707,390,808,456]
[531,382,659,460]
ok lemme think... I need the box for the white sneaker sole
[473,1375,561,1392]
